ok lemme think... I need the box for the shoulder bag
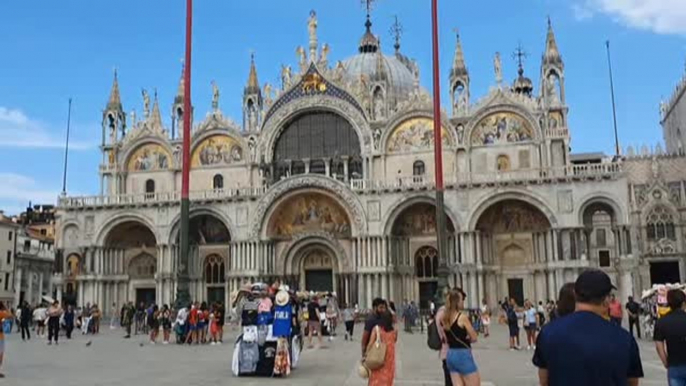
[364,325,387,370]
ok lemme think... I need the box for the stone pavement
[2,323,667,386]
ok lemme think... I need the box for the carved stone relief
[236,206,248,227]
[557,190,573,214]
[367,200,381,222]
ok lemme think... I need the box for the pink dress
[368,328,397,386]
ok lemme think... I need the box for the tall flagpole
[61,98,72,195]
[605,40,621,157]
[430,0,449,306]
[176,0,193,308]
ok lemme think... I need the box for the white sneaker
[527,345,531,351]
[211,342,216,346]
[163,341,169,345]
[150,341,155,345]
[509,347,515,351]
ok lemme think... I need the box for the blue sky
[0,0,685,215]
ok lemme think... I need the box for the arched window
[415,246,438,279]
[205,254,226,284]
[413,161,426,176]
[213,174,224,190]
[145,179,155,194]
[647,206,676,241]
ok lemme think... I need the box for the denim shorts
[668,365,686,386]
[446,348,478,375]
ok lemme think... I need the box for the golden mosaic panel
[127,143,171,172]
[268,193,351,238]
[470,112,534,146]
[387,118,453,153]
[191,135,243,167]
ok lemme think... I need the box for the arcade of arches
[54,196,632,311]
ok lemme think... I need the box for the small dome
[342,52,416,99]
[512,68,533,96]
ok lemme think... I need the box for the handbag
[427,320,442,351]
[364,325,387,371]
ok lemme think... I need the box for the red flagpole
[182,0,192,197]
[176,0,193,307]
[431,0,449,304]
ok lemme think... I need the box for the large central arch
[251,175,367,238]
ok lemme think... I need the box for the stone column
[477,272,484,305]
[475,231,482,264]
[56,286,63,304]
[547,270,556,301]
[14,267,22,306]
[38,272,44,301]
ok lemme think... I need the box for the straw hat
[275,290,290,307]
[357,362,370,379]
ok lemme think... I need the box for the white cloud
[0,173,60,216]
[578,0,686,35]
[0,106,93,149]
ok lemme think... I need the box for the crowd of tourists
[118,301,226,345]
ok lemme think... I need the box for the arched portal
[581,201,618,268]
[172,213,231,305]
[389,202,455,307]
[476,199,551,306]
[104,220,158,307]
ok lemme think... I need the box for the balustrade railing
[59,163,622,208]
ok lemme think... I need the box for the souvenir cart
[640,283,686,339]
[232,284,302,378]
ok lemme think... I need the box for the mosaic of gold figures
[268,193,351,238]
[127,143,171,171]
[392,203,455,236]
[477,200,550,234]
[471,112,533,146]
[387,118,453,153]
[191,135,243,167]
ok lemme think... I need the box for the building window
[23,240,30,252]
[413,161,426,176]
[204,254,226,284]
[3,273,8,291]
[6,251,10,265]
[213,174,224,190]
[596,229,606,247]
[145,179,155,194]
[646,206,676,241]
[496,155,511,171]
[599,250,611,267]
[7,231,11,241]
[415,246,438,279]
[309,160,326,175]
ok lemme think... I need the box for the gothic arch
[251,175,367,238]
[382,194,462,235]
[467,190,558,231]
[95,213,159,247]
[258,96,373,163]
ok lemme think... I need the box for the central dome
[342,53,416,97]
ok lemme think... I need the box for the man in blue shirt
[532,269,643,386]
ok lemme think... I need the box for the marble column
[14,267,22,306]
[547,270,556,301]
[38,272,44,301]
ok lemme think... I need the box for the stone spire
[451,32,468,79]
[174,61,185,106]
[107,69,123,111]
[150,89,163,127]
[542,17,563,67]
[245,53,260,95]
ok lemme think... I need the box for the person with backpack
[505,298,521,351]
[431,292,453,386]
[441,288,480,386]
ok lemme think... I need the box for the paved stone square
[1,323,668,386]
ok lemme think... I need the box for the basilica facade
[53,12,686,313]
